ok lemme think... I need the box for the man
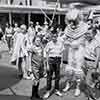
[83,27,100,100]
[43,30,64,99]
[84,27,100,87]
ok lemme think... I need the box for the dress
[30,44,44,81]
[11,32,28,63]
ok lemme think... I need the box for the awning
[0,5,67,14]
[45,0,100,5]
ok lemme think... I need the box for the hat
[20,24,27,30]
[65,9,80,21]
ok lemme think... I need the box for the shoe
[74,88,80,97]
[55,90,63,97]
[35,94,43,100]
[18,74,23,79]
[29,74,34,79]
[30,96,43,100]
[44,73,47,78]
[63,82,70,92]
[88,97,97,100]
[43,91,50,99]
[23,74,32,80]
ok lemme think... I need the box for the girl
[28,36,44,100]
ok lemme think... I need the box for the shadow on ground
[0,65,20,91]
[0,94,29,100]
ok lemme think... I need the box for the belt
[49,57,61,59]
[84,57,95,62]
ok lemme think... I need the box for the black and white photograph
[0,0,100,100]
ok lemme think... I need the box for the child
[43,32,64,99]
[28,36,44,100]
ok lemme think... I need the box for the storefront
[0,0,99,28]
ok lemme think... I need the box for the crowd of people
[0,7,100,100]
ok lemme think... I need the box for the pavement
[0,41,100,100]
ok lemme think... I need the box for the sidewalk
[0,47,95,100]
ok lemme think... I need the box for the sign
[32,0,46,7]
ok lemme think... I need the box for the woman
[11,24,29,79]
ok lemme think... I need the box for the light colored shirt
[14,27,20,33]
[85,38,100,60]
[5,27,13,37]
[45,38,64,57]
[28,27,35,37]
[35,25,41,32]
[11,32,28,62]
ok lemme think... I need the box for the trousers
[47,57,61,90]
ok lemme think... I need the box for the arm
[95,47,100,70]
[44,43,50,71]
[21,37,28,57]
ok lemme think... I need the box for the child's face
[21,28,26,34]
[35,38,41,46]
[52,34,58,42]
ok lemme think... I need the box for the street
[0,41,99,100]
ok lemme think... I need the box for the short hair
[29,21,33,26]
[20,24,27,30]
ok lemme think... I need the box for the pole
[58,14,60,24]
[27,0,30,6]
[44,15,47,23]
[28,13,31,26]
[8,0,10,5]
[9,12,12,25]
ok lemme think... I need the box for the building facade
[0,0,99,29]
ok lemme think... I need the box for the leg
[22,57,31,79]
[17,57,23,78]
[31,68,43,100]
[31,80,42,99]
[54,60,62,97]
[43,62,53,99]
[6,37,10,51]
[63,66,74,92]
[55,63,60,90]
[46,63,53,91]
[74,70,84,97]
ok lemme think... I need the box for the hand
[46,62,50,71]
